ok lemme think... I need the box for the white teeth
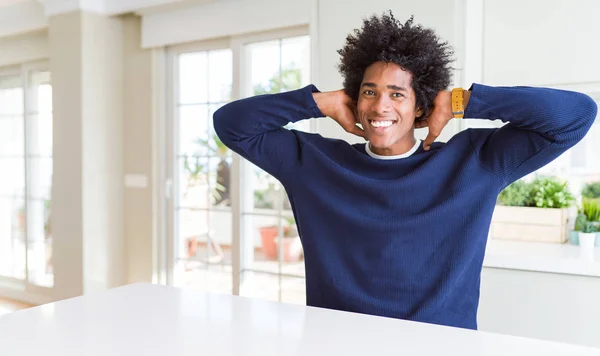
[370,120,393,128]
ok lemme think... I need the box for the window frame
[0,60,53,299]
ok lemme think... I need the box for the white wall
[482,0,600,87]
[80,11,125,294]
[49,11,126,299]
[0,30,48,67]
[479,268,600,349]
[122,15,156,284]
[0,0,46,38]
[141,0,311,48]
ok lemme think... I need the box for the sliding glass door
[0,63,53,293]
[166,27,311,304]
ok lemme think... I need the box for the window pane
[281,36,310,90]
[0,198,26,279]
[27,199,53,287]
[0,117,24,156]
[251,166,281,210]
[243,212,303,276]
[209,103,227,147]
[240,271,280,302]
[248,40,281,95]
[175,208,233,294]
[28,113,53,157]
[209,156,231,207]
[570,138,587,169]
[247,214,279,274]
[208,49,233,102]
[177,208,209,262]
[36,81,53,115]
[280,275,306,305]
[179,267,233,294]
[0,158,25,198]
[207,210,232,263]
[179,104,209,156]
[28,157,52,200]
[178,156,209,209]
[179,52,208,104]
[0,76,24,116]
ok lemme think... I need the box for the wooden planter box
[490,206,569,243]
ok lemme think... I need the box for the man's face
[356,61,422,151]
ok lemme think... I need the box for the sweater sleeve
[464,83,598,186]
[213,84,323,180]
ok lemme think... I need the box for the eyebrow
[361,82,408,92]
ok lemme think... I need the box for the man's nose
[373,95,392,115]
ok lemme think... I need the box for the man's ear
[415,107,424,119]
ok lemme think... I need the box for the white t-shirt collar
[365,139,421,160]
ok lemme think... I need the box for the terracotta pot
[259,226,279,260]
[259,226,302,262]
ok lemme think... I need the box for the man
[213,12,597,329]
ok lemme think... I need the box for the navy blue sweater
[213,83,597,329]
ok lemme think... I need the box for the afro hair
[337,12,454,121]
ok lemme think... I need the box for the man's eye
[392,93,405,98]
[363,90,375,96]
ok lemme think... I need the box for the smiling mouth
[368,119,397,130]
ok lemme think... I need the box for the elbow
[554,92,597,145]
[578,93,598,130]
[572,93,597,141]
[212,103,234,145]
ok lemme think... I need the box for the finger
[423,130,439,151]
[352,105,360,123]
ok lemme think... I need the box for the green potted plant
[580,198,600,247]
[491,176,575,243]
[582,181,600,200]
[581,198,600,223]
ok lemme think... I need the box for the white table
[0,284,599,356]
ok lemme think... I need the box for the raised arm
[213,84,365,181]
[464,83,597,186]
[213,85,323,180]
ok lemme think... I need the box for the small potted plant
[578,221,598,252]
[491,176,575,243]
[569,213,587,245]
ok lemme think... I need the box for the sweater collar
[365,139,421,160]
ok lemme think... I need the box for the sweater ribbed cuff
[303,84,325,120]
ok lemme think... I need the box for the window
[171,46,234,293]
[240,35,310,304]
[166,28,310,305]
[0,65,53,288]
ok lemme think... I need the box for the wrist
[313,90,345,118]
[449,88,471,119]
